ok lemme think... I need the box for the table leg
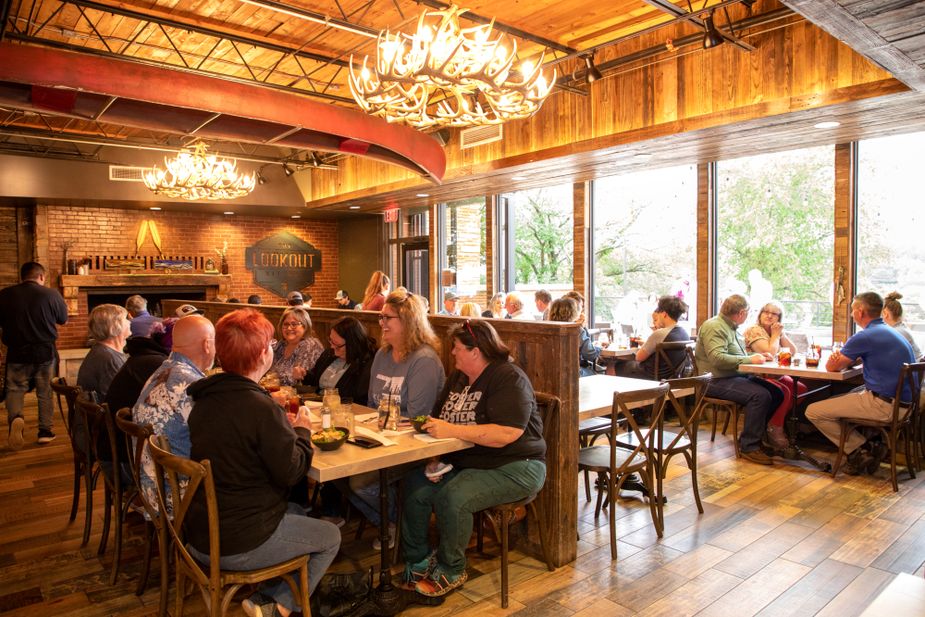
[772,376,832,473]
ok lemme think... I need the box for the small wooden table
[598,347,636,375]
[738,358,863,471]
[579,374,693,420]
[309,411,471,615]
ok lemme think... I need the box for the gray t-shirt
[368,345,445,418]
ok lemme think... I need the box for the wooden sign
[244,231,322,297]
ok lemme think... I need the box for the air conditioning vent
[109,165,148,182]
[459,124,502,149]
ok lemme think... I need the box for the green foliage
[513,189,573,284]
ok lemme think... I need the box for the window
[440,197,487,308]
[500,183,573,298]
[592,164,697,332]
[387,208,430,298]
[717,146,835,347]
[858,131,925,351]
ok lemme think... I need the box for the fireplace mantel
[59,273,232,315]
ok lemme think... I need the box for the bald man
[134,314,216,509]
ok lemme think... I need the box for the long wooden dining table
[579,373,692,420]
[308,409,472,615]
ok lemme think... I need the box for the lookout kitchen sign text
[245,231,322,297]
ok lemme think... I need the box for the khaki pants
[805,389,896,454]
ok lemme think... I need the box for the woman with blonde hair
[271,307,324,386]
[883,292,922,358]
[743,301,804,448]
[348,288,446,548]
[361,270,391,312]
[481,292,505,318]
[458,302,482,318]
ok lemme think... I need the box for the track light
[702,10,725,49]
[282,163,294,177]
[256,171,268,185]
[582,54,603,84]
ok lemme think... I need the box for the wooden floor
[1,394,924,616]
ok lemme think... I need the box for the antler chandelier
[143,142,256,201]
[348,4,556,129]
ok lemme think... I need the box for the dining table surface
[579,374,685,420]
[737,358,863,380]
[307,406,473,482]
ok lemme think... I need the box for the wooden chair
[114,408,168,617]
[74,397,136,584]
[147,435,311,617]
[832,362,925,491]
[614,374,712,533]
[578,383,669,560]
[51,377,97,546]
[652,340,695,381]
[474,391,558,608]
[687,347,743,456]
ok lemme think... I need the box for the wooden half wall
[164,300,582,567]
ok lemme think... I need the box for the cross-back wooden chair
[51,377,98,545]
[652,340,695,381]
[578,383,669,560]
[114,408,168,616]
[475,391,557,608]
[147,435,311,617]
[74,397,136,584]
[833,362,925,491]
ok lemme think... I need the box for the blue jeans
[5,361,55,432]
[188,504,340,611]
[705,375,783,453]
[401,459,546,575]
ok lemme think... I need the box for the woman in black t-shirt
[401,320,546,597]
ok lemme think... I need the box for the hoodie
[186,372,313,555]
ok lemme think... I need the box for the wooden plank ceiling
[0,0,756,168]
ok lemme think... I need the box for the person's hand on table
[749,353,769,364]
[289,406,314,431]
[423,417,455,440]
[291,366,307,382]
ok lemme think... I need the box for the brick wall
[37,205,339,349]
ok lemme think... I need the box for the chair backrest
[50,376,80,436]
[661,373,713,451]
[610,383,670,470]
[114,408,159,520]
[74,397,122,494]
[893,362,925,426]
[685,345,700,376]
[534,391,560,455]
[654,341,695,380]
[147,435,217,590]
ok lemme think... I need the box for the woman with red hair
[186,309,340,617]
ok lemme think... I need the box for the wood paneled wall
[163,300,581,566]
[832,142,857,340]
[696,163,715,328]
[307,18,893,204]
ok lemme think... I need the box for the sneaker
[372,523,396,551]
[242,592,277,617]
[741,449,773,465]
[37,429,56,444]
[414,566,468,597]
[402,550,438,585]
[8,417,24,451]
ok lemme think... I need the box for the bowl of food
[412,415,430,433]
[311,427,348,451]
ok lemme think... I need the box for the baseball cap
[335,290,347,300]
[287,291,304,304]
[444,291,459,302]
[175,304,204,317]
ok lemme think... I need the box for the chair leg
[70,458,81,522]
[98,487,112,556]
[721,407,731,436]
[82,465,95,547]
[136,521,153,595]
[583,469,592,502]
[500,509,510,609]
[687,451,704,514]
[527,502,554,571]
[476,511,484,554]
[110,494,130,585]
[905,430,917,480]
[157,524,169,617]
[888,433,899,492]
[710,405,719,442]
[593,472,605,519]
[832,421,849,478]
[731,407,741,458]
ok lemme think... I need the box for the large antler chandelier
[143,142,256,201]
[348,4,556,129]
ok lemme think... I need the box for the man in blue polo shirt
[806,291,915,475]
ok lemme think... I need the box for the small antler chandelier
[143,142,256,201]
[348,4,556,129]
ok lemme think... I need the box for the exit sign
[383,208,400,223]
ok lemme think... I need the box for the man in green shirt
[694,294,784,465]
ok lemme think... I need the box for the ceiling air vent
[109,165,149,182]
[459,124,502,149]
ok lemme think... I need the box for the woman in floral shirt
[271,307,323,386]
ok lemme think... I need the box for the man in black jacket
[0,262,68,449]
